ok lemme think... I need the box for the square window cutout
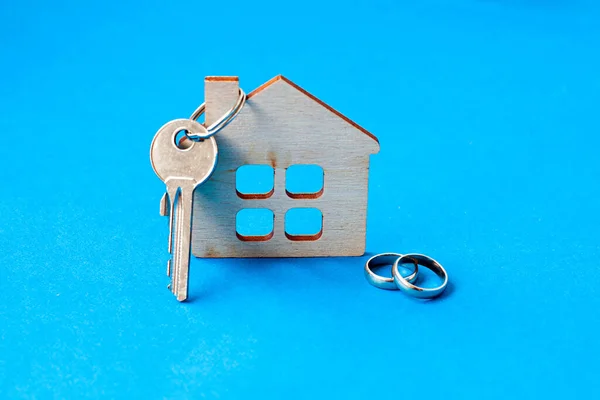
[286,165,324,199]
[236,165,274,199]
[236,208,274,241]
[285,208,323,241]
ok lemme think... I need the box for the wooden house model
[191,75,380,257]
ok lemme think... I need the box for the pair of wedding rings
[364,253,449,299]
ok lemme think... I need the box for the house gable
[247,75,380,156]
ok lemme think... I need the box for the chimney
[204,76,240,126]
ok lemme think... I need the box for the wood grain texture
[205,79,240,127]
[191,75,379,257]
[247,75,379,144]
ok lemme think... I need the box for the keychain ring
[187,88,246,141]
[392,254,448,299]
[365,253,418,290]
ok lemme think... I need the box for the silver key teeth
[150,118,218,302]
[160,192,169,217]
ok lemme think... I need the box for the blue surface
[285,164,324,194]
[235,165,274,196]
[1,1,599,398]
[236,208,273,237]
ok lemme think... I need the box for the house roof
[247,75,379,145]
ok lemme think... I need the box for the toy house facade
[191,75,380,257]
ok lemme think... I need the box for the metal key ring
[392,254,448,299]
[187,88,246,141]
[365,253,418,290]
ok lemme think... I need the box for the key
[150,119,218,301]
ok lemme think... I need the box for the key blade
[167,180,196,302]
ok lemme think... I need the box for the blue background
[1,0,599,398]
